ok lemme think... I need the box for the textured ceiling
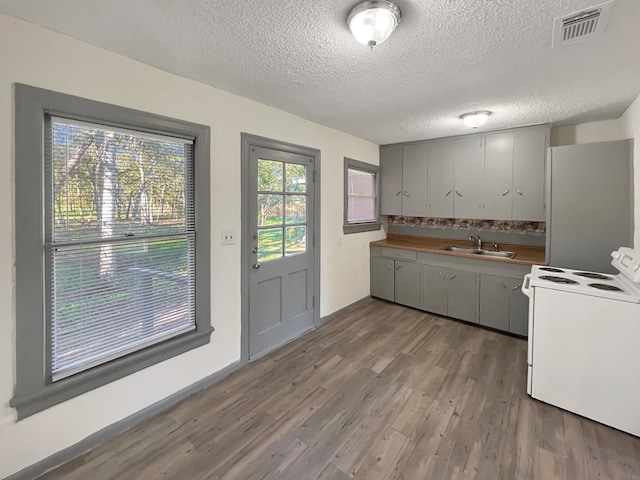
[1,0,639,144]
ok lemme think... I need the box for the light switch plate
[221,229,235,245]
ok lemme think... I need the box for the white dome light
[461,111,492,128]
[347,1,402,48]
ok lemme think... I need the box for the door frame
[240,133,321,365]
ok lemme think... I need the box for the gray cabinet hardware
[516,189,523,196]
[252,247,258,253]
[512,284,522,290]
[456,190,463,197]
[498,280,507,288]
[439,271,446,279]
[395,191,402,196]
[445,190,452,197]
[387,263,393,269]
[450,274,457,280]
[253,263,261,269]
[502,189,510,196]
[403,191,409,197]
[396,264,402,270]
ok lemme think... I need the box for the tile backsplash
[387,216,545,236]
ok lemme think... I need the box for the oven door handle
[521,274,532,298]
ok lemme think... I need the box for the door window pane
[285,195,306,224]
[258,228,283,261]
[258,159,283,192]
[258,194,283,226]
[285,226,306,256]
[286,163,306,192]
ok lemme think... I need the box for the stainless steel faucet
[469,235,482,249]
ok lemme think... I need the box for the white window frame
[11,84,212,419]
[343,157,381,234]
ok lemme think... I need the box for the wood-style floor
[40,298,640,480]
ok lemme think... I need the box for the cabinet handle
[395,191,402,196]
[403,191,409,197]
[455,190,463,197]
[512,284,522,290]
[498,280,507,288]
[450,274,457,280]
[445,190,452,197]
[396,264,402,270]
[439,271,446,279]
[387,263,393,269]
[502,189,510,197]
[516,189,523,196]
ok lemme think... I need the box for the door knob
[253,263,261,269]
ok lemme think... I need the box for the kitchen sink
[440,245,516,259]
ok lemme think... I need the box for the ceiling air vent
[552,1,613,47]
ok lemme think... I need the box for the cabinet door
[402,144,429,217]
[454,136,485,219]
[483,132,514,220]
[512,127,548,221]
[394,261,422,309]
[448,268,477,323]
[427,139,455,217]
[479,274,510,331]
[508,277,529,336]
[380,145,403,215]
[422,265,448,316]
[370,257,395,302]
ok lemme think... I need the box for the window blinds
[47,117,196,381]
[347,168,377,223]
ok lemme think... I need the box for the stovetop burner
[573,272,612,280]
[540,275,579,284]
[540,267,565,273]
[588,283,624,292]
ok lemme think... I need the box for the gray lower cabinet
[371,246,530,336]
[479,274,528,336]
[370,256,395,302]
[422,265,477,322]
[394,260,422,309]
[447,268,477,323]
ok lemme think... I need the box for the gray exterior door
[249,146,315,359]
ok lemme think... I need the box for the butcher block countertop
[371,234,546,266]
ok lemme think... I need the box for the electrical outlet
[221,229,235,245]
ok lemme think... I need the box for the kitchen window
[11,84,212,419]
[343,157,381,234]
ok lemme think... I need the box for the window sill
[343,222,382,234]
[10,327,213,420]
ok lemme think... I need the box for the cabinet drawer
[379,247,417,261]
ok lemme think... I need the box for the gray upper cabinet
[402,144,429,217]
[380,144,428,216]
[394,260,422,309]
[370,256,395,302]
[427,139,455,217]
[453,136,484,219]
[513,127,548,221]
[483,132,514,220]
[380,145,403,215]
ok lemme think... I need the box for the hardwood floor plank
[37,298,640,480]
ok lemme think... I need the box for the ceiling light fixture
[347,0,402,48]
[460,111,492,128]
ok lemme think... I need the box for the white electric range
[522,247,640,437]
